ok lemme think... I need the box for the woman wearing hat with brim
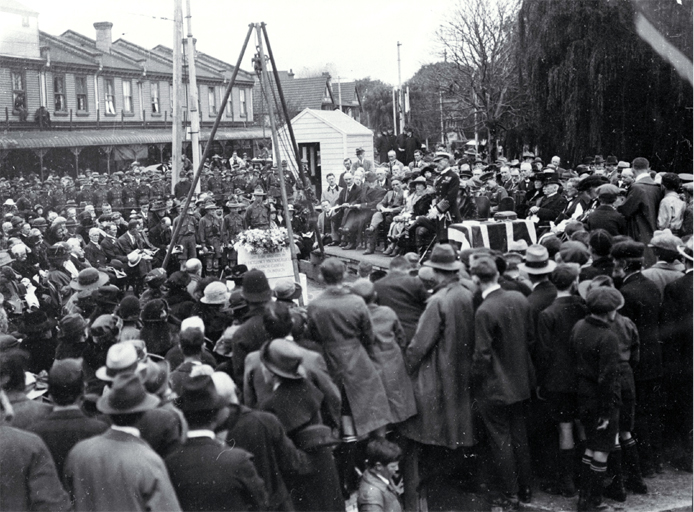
[272,279,302,303]
[69,267,109,292]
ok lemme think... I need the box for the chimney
[94,22,113,54]
[288,69,294,79]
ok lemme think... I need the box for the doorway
[299,142,321,198]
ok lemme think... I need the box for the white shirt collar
[481,283,501,299]
[111,425,141,438]
[187,429,216,440]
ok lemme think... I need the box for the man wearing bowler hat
[64,373,181,511]
[165,372,268,511]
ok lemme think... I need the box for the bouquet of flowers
[234,228,289,254]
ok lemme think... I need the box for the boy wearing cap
[570,287,622,511]
[64,373,181,511]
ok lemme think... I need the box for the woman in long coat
[307,259,392,438]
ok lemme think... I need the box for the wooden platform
[322,244,393,273]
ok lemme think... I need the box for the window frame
[75,76,88,113]
[11,70,26,116]
[151,81,160,115]
[239,88,247,118]
[53,74,67,113]
[208,86,217,116]
[226,89,233,118]
[104,78,116,116]
[122,79,133,114]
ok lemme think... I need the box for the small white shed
[277,108,374,198]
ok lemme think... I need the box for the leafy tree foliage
[355,78,395,132]
[518,0,693,170]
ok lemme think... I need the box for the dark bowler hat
[260,339,306,380]
[97,372,159,415]
[606,155,619,165]
[424,244,463,272]
[178,374,225,412]
[611,241,645,260]
[241,269,272,303]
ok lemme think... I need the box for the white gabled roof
[290,108,372,136]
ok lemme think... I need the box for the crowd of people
[0,144,691,512]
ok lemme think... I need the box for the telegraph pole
[171,0,183,194]
[397,41,403,134]
[185,0,201,193]
[255,23,302,302]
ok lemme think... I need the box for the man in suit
[471,254,535,509]
[342,171,387,252]
[618,157,663,266]
[64,373,181,511]
[612,240,663,476]
[528,175,568,229]
[521,244,558,330]
[584,184,627,236]
[29,359,108,477]
[328,172,362,246]
[351,147,373,172]
[659,238,693,471]
[373,255,429,345]
[84,227,108,268]
[165,372,268,511]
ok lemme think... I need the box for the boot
[559,449,577,497]
[383,242,396,256]
[344,232,357,251]
[588,467,613,511]
[577,454,593,511]
[622,439,648,494]
[363,233,376,255]
[603,447,626,502]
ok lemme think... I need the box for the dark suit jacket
[29,408,108,476]
[618,176,663,246]
[434,168,462,222]
[536,193,568,224]
[137,405,185,459]
[84,241,108,268]
[336,184,363,206]
[472,288,535,404]
[165,436,268,511]
[619,272,662,381]
[585,205,626,236]
[225,405,308,510]
[660,271,693,378]
[0,426,70,511]
[100,236,125,263]
[373,272,429,345]
[116,231,143,256]
[527,280,558,329]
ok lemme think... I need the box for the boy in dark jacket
[571,286,622,511]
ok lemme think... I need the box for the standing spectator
[584,184,627,236]
[0,349,51,429]
[520,244,558,329]
[64,373,181,511]
[357,439,403,512]
[611,241,663,477]
[657,172,685,232]
[617,158,663,265]
[165,372,268,511]
[642,230,685,297]
[471,254,535,509]
[571,287,622,512]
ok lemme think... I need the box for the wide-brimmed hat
[424,244,463,272]
[92,285,121,305]
[241,269,272,303]
[150,200,167,212]
[70,268,109,291]
[273,279,302,301]
[19,310,55,334]
[202,200,219,211]
[252,187,266,196]
[649,229,682,253]
[678,237,694,262]
[178,373,225,412]
[0,251,13,267]
[433,151,453,162]
[518,244,557,274]
[97,372,160,414]
[95,342,142,382]
[200,281,230,305]
[260,338,306,380]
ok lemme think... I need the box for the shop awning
[0,127,268,151]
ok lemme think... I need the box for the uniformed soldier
[172,202,199,265]
[122,178,138,209]
[432,151,462,230]
[135,177,152,207]
[198,200,224,275]
[245,187,271,229]
[265,166,282,201]
[223,200,246,245]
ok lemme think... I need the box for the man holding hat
[64,373,181,511]
[165,372,268,511]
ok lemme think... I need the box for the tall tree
[437,0,526,161]
[518,0,693,170]
[355,78,395,132]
